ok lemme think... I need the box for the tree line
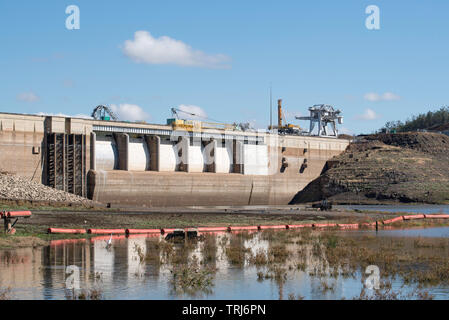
[382,106,449,132]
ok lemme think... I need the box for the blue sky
[1,0,448,134]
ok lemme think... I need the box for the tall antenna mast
[269,83,272,131]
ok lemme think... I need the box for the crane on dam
[91,105,118,121]
[268,99,302,135]
[171,107,203,121]
[268,99,344,137]
[168,107,237,131]
[295,104,343,137]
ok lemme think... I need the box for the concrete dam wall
[0,113,349,207]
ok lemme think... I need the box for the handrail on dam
[93,124,265,142]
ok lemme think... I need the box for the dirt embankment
[290,132,449,205]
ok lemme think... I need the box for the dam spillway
[0,112,349,207]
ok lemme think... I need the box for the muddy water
[2,229,449,300]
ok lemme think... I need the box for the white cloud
[381,92,401,101]
[122,31,230,68]
[175,104,208,120]
[17,91,40,102]
[364,93,381,102]
[364,92,401,102]
[110,103,150,121]
[355,108,381,121]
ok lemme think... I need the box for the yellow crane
[268,99,302,134]
[167,108,236,131]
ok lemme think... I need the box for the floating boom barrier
[47,228,86,234]
[46,214,449,235]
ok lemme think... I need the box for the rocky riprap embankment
[290,132,449,205]
[0,172,98,207]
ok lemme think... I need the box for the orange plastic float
[87,229,126,234]
[48,228,86,234]
[228,226,259,231]
[126,229,161,234]
[313,223,337,228]
[287,224,313,229]
[197,226,229,232]
[5,211,32,218]
[425,214,449,219]
[258,225,287,230]
[382,216,404,225]
[402,214,426,220]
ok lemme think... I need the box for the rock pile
[0,172,97,206]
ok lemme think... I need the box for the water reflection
[1,229,449,300]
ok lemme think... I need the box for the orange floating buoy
[126,229,161,234]
[287,224,313,229]
[228,226,259,231]
[313,223,337,228]
[382,216,404,225]
[402,214,425,220]
[6,211,32,218]
[197,226,229,232]
[48,228,86,234]
[425,214,449,219]
[258,225,287,230]
[87,229,126,234]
